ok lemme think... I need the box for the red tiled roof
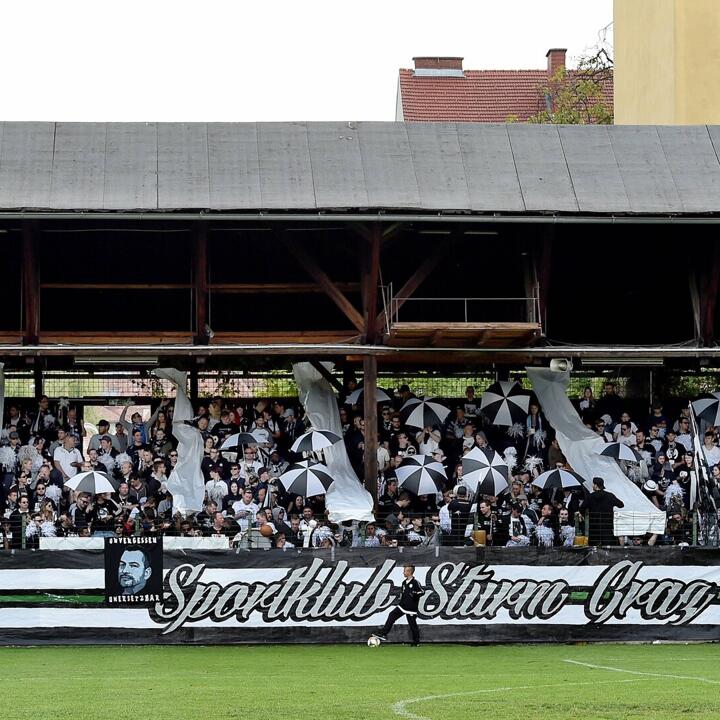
[398,69,614,123]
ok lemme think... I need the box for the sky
[1,0,613,122]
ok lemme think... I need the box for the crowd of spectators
[0,379,715,551]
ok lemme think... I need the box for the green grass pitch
[0,643,717,719]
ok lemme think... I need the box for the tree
[527,48,613,125]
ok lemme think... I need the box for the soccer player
[370,565,425,646]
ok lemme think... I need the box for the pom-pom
[524,455,544,473]
[115,452,132,467]
[43,415,56,429]
[503,447,518,471]
[507,423,525,439]
[0,447,17,471]
[58,397,70,409]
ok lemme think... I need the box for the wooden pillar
[536,227,553,332]
[363,354,378,505]
[700,243,720,346]
[193,224,209,345]
[22,224,40,345]
[363,227,381,344]
[189,368,199,404]
[33,363,43,398]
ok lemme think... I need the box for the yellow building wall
[614,0,720,124]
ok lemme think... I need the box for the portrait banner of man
[104,537,163,606]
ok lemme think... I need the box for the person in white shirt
[675,417,694,452]
[52,434,83,480]
[616,423,637,447]
[204,466,228,506]
[702,431,720,467]
[232,489,259,530]
[416,427,440,455]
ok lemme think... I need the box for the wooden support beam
[22,223,40,345]
[376,243,446,330]
[281,236,365,333]
[363,354,379,505]
[363,227,381,344]
[194,225,209,345]
[310,360,344,394]
[209,282,360,294]
[42,283,192,290]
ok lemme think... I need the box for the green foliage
[528,50,613,125]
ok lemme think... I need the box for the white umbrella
[480,381,530,426]
[64,470,115,495]
[345,386,392,405]
[278,460,334,497]
[461,446,509,496]
[291,429,342,454]
[400,398,450,430]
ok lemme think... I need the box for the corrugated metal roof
[0,121,719,215]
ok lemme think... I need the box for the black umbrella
[400,398,450,430]
[461,446,509,496]
[480,381,530,426]
[692,392,720,426]
[395,455,446,495]
[278,460,334,497]
[532,468,585,490]
[291,429,342,454]
[595,442,643,463]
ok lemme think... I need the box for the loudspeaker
[549,358,573,373]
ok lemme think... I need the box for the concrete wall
[614,0,720,124]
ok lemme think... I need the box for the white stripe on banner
[3,564,720,591]
[3,604,720,630]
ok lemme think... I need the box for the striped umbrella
[461,446,509,496]
[480,381,530,426]
[220,432,260,452]
[345,386,392,405]
[692,392,720,426]
[278,460,334,497]
[395,455,447,495]
[291,429,342,454]
[64,470,115,495]
[400,398,450,430]
[531,468,585,491]
[595,442,643,463]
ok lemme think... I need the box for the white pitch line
[563,659,720,685]
[391,678,643,720]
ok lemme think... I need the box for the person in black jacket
[371,565,425,646]
[585,477,624,545]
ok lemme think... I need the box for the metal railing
[381,284,542,334]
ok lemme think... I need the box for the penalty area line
[562,659,720,685]
[390,678,643,720]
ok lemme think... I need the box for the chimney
[546,48,567,77]
[412,57,464,77]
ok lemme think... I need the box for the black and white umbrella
[531,468,585,491]
[278,460,334,497]
[291,429,342,454]
[480,381,530,426]
[220,432,260,453]
[461,446,510,496]
[64,470,115,495]
[595,442,643,463]
[692,392,720,426]
[395,455,446,495]
[400,397,450,430]
[345,386,392,405]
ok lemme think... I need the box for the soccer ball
[367,636,381,647]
